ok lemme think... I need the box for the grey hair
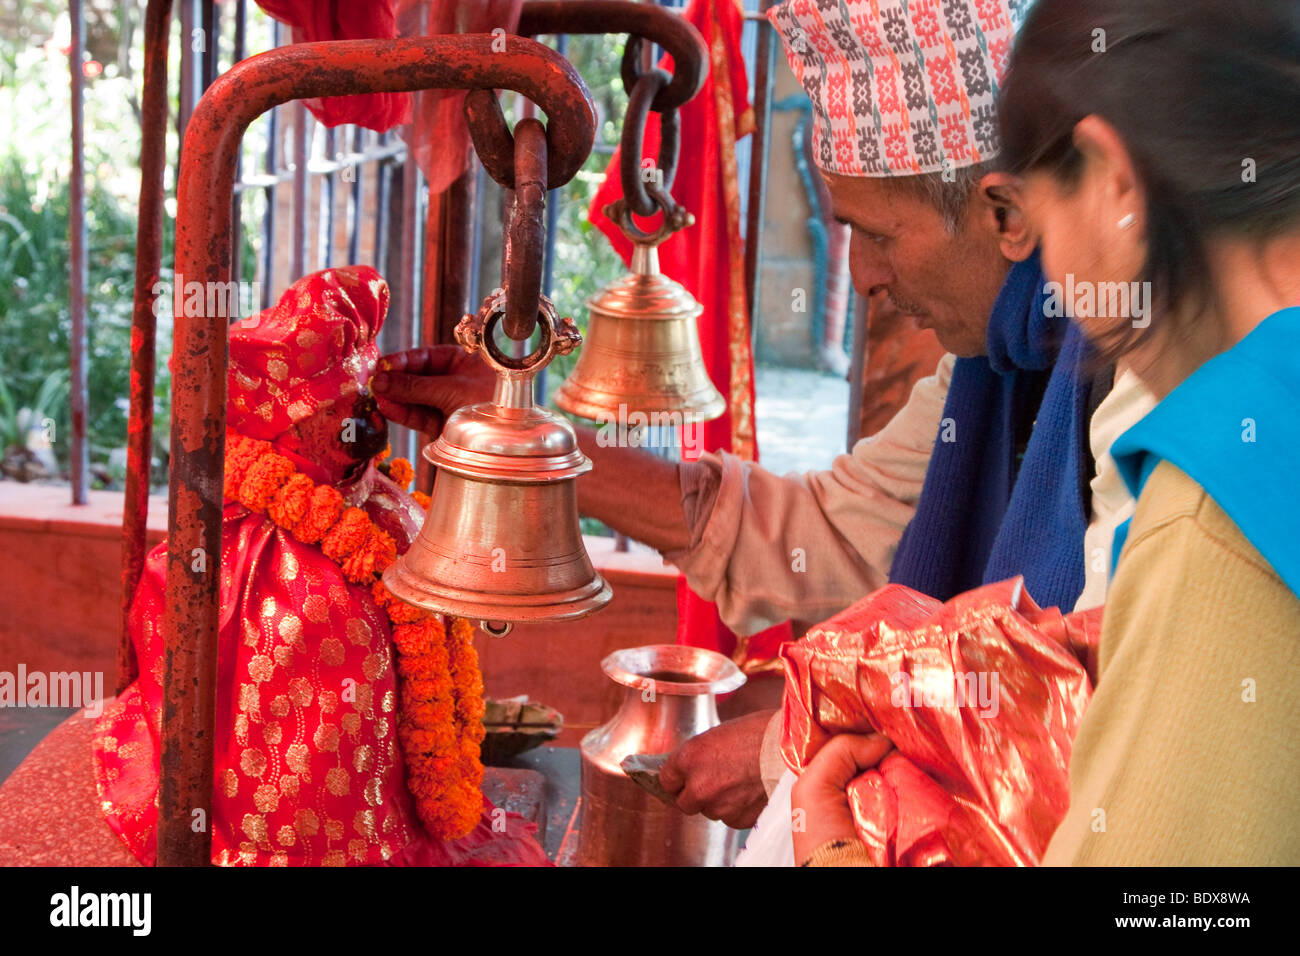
[889,159,997,232]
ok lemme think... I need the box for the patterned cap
[768,0,1031,177]
[228,266,388,441]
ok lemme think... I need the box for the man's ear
[977,171,1037,262]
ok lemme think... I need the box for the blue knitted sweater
[889,253,1094,610]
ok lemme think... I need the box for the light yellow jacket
[1042,459,1300,865]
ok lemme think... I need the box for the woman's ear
[977,171,1037,262]
[1072,114,1146,239]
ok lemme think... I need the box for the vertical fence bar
[118,0,175,693]
[416,163,479,493]
[743,1,775,346]
[177,0,199,145]
[347,127,363,264]
[291,101,308,281]
[393,136,419,461]
[321,127,335,268]
[67,0,89,506]
[201,0,218,88]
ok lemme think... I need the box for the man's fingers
[376,345,461,377]
[674,786,705,817]
[658,750,686,796]
[371,370,445,405]
[374,396,444,437]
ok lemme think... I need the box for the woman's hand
[371,346,499,438]
[791,732,892,865]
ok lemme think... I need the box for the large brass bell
[553,197,725,424]
[383,291,613,633]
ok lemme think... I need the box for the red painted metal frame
[517,0,707,112]
[118,0,174,695]
[161,35,594,866]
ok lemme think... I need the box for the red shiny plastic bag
[781,578,1102,866]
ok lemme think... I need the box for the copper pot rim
[600,643,746,696]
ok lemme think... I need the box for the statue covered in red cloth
[93,266,549,866]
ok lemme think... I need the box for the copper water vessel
[578,644,746,866]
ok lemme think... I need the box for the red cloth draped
[780,578,1103,866]
[588,0,792,674]
[94,268,549,866]
[395,0,524,194]
[253,0,411,131]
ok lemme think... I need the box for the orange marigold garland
[223,430,485,840]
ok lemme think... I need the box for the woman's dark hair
[998,0,1300,360]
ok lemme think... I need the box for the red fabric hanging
[253,0,412,131]
[395,0,524,194]
[589,0,792,674]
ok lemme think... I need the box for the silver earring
[1117,213,1135,230]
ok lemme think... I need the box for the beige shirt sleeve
[1043,462,1300,865]
[662,353,955,637]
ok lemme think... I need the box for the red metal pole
[119,0,174,695]
[161,34,594,866]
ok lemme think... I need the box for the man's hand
[790,732,892,864]
[659,709,776,829]
[371,346,498,438]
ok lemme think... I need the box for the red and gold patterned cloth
[93,267,549,866]
[781,578,1101,866]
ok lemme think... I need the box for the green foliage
[0,159,166,480]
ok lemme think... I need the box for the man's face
[823,171,1010,357]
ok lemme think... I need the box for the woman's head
[998,0,1300,363]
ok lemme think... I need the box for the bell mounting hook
[455,292,582,410]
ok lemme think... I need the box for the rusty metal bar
[118,0,174,694]
[503,119,548,342]
[68,0,89,507]
[744,1,776,345]
[230,0,246,289]
[161,35,594,865]
[518,0,706,111]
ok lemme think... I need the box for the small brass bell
[383,292,613,630]
[553,198,725,425]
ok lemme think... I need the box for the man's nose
[847,231,892,298]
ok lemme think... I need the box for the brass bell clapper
[384,290,613,636]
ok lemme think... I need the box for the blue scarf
[1111,306,1300,597]
[889,252,1093,609]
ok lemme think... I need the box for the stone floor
[754,363,851,477]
